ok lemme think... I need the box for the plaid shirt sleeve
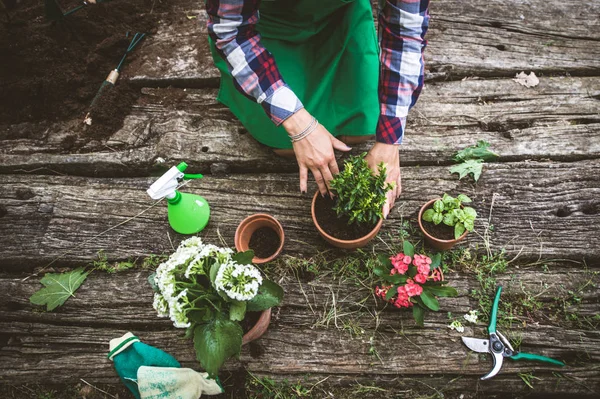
[377,0,430,144]
[206,0,304,125]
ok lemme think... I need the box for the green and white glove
[138,366,223,398]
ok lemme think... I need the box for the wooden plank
[0,159,599,270]
[0,270,598,396]
[1,77,598,176]
[127,0,600,84]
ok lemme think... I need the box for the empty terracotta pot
[242,309,272,345]
[418,198,468,251]
[311,191,383,250]
[235,213,284,264]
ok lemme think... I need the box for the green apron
[209,0,379,149]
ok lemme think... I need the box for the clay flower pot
[235,213,284,264]
[311,191,383,250]
[242,309,271,345]
[418,198,468,251]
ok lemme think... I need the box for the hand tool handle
[488,286,502,333]
[511,352,565,367]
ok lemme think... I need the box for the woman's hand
[283,109,351,195]
[366,142,401,219]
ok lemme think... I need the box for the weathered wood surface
[0,268,598,396]
[129,0,600,84]
[1,76,599,176]
[1,159,599,270]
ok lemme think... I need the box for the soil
[248,227,280,259]
[314,194,378,241]
[421,205,456,240]
[0,0,170,141]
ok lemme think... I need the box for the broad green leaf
[194,318,243,377]
[464,207,477,219]
[433,199,444,213]
[385,285,399,301]
[442,212,456,227]
[403,241,415,257]
[233,250,255,265]
[30,268,89,311]
[229,301,247,321]
[373,265,386,277]
[377,254,392,268]
[420,289,440,311]
[449,159,484,181]
[407,265,417,278]
[430,253,442,269]
[455,223,466,239]
[246,280,284,312]
[384,274,409,284]
[422,209,435,222]
[209,263,220,285]
[464,220,475,231]
[147,272,159,293]
[453,140,499,162]
[412,304,425,327]
[457,194,472,203]
[432,212,443,225]
[426,286,458,297]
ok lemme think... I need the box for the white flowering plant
[149,237,283,377]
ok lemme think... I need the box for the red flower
[375,285,391,299]
[414,273,427,284]
[405,280,423,297]
[393,286,413,308]
[430,268,443,282]
[390,253,411,275]
[413,254,431,275]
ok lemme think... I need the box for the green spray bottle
[147,162,210,234]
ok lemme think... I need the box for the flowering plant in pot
[419,193,477,250]
[150,237,284,377]
[373,241,458,326]
[311,153,394,249]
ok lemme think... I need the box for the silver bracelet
[289,117,316,141]
[291,119,319,142]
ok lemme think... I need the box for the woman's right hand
[282,109,351,195]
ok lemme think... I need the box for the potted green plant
[311,153,393,249]
[418,193,477,250]
[150,237,284,377]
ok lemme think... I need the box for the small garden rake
[84,32,146,125]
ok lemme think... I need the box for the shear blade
[462,337,490,353]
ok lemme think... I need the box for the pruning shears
[461,286,565,380]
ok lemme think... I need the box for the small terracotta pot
[242,309,271,345]
[311,191,383,250]
[235,213,284,264]
[418,198,468,251]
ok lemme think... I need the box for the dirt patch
[314,194,377,240]
[0,0,171,141]
[421,205,456,240]
[248,226,280,259]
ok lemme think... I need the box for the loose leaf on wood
[194,318,243,377]
[413,304,425,327]
[449,159,484,181]
[419,289,440,311]
[453,141,498,162]
[246,280,284,312]
[30,268,89,311]
[233,250,255,265]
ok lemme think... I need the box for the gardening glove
[108,332,181,399]
[137,366,224,398]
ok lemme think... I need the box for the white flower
[464,310,478,324]
[215,261,263,301]
[153,293,169,317]
[448,320,465,333]
[169,289,191,328]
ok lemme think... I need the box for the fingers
[319,166,334,197]
[299,165,308,194]
[310,168,328,196]
[331,136,352,152]
[328,158,340,176]
[396,174,402,198]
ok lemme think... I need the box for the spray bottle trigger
[183,173,203,180]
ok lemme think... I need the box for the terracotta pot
[242,308,271,345]
[311,191,383,250]
[418,198,468,251]
[235,213,284,264]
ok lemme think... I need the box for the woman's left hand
[365,142,401,219]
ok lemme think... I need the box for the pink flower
[413,254,431,275]
[405,280,423,297]
[414,273,427,284]
[393,286,413,308]
[375,285,391,300]
[430,269,443,282]
[390,253,412,275]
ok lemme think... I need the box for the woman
[206,0,429,218]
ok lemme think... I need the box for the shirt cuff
[260,85,304,126]
[376,115,406,145]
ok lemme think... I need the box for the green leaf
[147,272,159,293]
[194,318,243,377]
[403,241,415,257]
[233,250,255,265]
[426,285,458,297]
[452,140,499,162]
[457,194,472,203]
[442,212,456,227]
[385,285,398,301]
[430,253,442,269]
[449,159,484,181]
[464,220,475,231]
[30,268,89,311]
[229,301,247,321]
[422,209,435,222]
[432,212,443,225]
[412,304,425,327]
[247,280,284,312]
[433,199,444,213]
[377,254,392,268]
[455,223,466,239]
[463,207,477,219]
[384,274,409,284]
[420,289,440,311]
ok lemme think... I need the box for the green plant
[150,237,283,377]
[30,268,89,311]
[422,193,477,239]
[330,153,393,225]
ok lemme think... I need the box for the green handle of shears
[511,352,565,367]
[488,286,502,333]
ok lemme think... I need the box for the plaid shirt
[206,0,430,145]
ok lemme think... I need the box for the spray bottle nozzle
[147,162,204,201]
